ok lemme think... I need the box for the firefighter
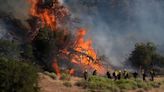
[133,71,138,80]
[117,70,122,80]
[93,69,97,76]
[83,69,88,80]
[142,69,147,81]
[123,69,129,79]
[113,70,118,80]
[112,71,116,80]
[150,69,155,81]
[106,70,112,79]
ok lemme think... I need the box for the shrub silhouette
[0,58,39,92]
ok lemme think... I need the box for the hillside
[39,73,164,92]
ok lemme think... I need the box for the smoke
[0,0,164,67]
[0,0,29,21]
[0,0,30,40]
[64,0,164,66]
[0,21,8,39]
[58,0,64,4]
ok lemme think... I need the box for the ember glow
[28,0,106,77]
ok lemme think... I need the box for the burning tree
[27,0,106,77]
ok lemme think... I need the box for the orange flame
[52,59,61,79]
[70,28,106,74]
[28,0,56,30]
[69,69,75,76]
[28,0,106,76]
[28,0,68,30]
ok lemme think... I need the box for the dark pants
[143,74,146,81]
[151,76,154,81]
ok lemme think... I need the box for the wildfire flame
[28,0,69,30]
[69,68,75,76]
[71,28,105,74]
[52,59,61,78]
[28,0,106,77]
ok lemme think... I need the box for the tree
[32,27,71,71]
[21,44,33,59]
[128,42,156,70]
[151,54,164,74]
[32,27,53,70]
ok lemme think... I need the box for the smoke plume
[0,0,29,21]
[64,0,164,66]
[0,0,164,67]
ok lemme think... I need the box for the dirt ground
[38,73,164,92]
[38,73,85,92]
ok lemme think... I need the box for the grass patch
[76,76,119,91]
[63,81,72,87]
[76,76,162,92]
[44,71,57,79]
[61,73,71,80]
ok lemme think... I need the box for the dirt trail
[38,73,85,92]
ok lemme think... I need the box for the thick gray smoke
[0,21,8,39]
[0,20,13,40]
[0,0,164,67]
[64,0,164,66]
[0,0,29,21]
[0,0,29,40]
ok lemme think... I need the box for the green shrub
[44,71,57,79]
[75,79,88,88]
[0,58,39,92]
[76,76,119,91]
[135,80,147,88]
[63,81,72,87]
[87,76,114,89]
[61,73,71,80]
[147,81,160,88]
[0,40,20,59]
[76,76,162,92]
[115,79,138,90]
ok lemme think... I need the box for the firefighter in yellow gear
[123,70,129,79]
[113,70,119,80]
